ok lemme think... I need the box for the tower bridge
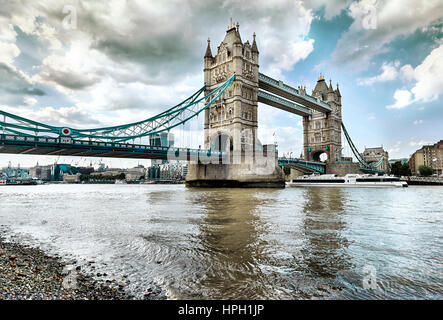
[0,20,385,187]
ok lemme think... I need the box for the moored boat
[0,178,38,186]
[287,174,408,188]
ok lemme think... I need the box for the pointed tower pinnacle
[227,17,235,31]
[252,32,259,53]
[205,38,212,58]
[328,79,334,92]
[336,83,341,97]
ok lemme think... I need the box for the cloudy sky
[1,0,442,168]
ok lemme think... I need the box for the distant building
[1,164,31,179]
[51,164,81,181]
[29,164,51,181]
[150,132,174,148]
[125,165,146,181]
[409,140,443,175]
[63,173,81,183]
[150,132,175,165]
[79,167,94,175]
[146,162,187,181]
[91,170,123,177]
[29,163,94,181]
[361,147,389,173]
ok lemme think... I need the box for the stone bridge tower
[186,20,284,187]
[203,19,259,161]
[303,74,342,163]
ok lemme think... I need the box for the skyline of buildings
[409,140,443,175]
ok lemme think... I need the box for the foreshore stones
[0,236,129,300]
[0,236,166,300]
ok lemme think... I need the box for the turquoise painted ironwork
[258,90,312,116]
[258,73,332,112]
[0,133,225,161]
[341,121,384,170]
[0,74,236,142]
[278,158,325,174]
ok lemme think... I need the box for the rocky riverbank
[0,236,164,300]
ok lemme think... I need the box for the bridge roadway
[0,133,223,161]
[278,158,326,173]
[258,73,332,114]
[1,133,327,173]
[258,90,312,117]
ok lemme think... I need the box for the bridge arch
[208,131,233,164]
[312,150,328,162]
[209,131,233,153]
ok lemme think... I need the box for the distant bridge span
[0,133,223,161]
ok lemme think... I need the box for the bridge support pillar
[288,168,305,180]
[185,163,284,188]
[185,145,285,188]
[325,162,361,175]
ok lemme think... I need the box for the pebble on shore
[0,236,132,300]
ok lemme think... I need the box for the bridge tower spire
[303,74,343,163]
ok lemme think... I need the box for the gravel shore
[0,236,145,300]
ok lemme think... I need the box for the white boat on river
[287,174,408,188]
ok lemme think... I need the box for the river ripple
[0,184,442,299]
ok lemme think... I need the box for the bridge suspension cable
[0,74,236,143]
[341,121,384,169]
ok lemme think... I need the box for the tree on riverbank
[80,173,126,181]
[283,167,291,176]
[390,161,411,176]
[418,165,433,176]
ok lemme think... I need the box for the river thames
[0,184,442,299]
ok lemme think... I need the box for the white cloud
[400,64,415,80]
[304,0,354,20]
[409,139,433,147]
[33,21,62,51]
[386,89,413,109]
[0,23,17,42]
[0,104,100,127]
[413,120,423,125]
[33,37,102,92]
[408,44,443,103]
[24,97,37,106]
[387,140,402,158]
[332,0,443,71]
[0,42,20,65]
[358,60,400,85]
[387,44,443,109]
[264,39,315,79]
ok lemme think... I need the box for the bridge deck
[0,134,222,161]
[258,90,312,117]
[278,158,325,173]
[259,73,332,114]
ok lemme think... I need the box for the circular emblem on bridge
[61,128,72,136]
